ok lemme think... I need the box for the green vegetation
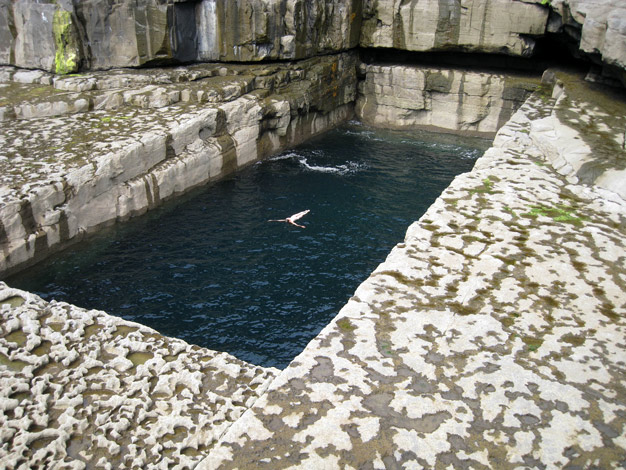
[53,9,79,75]
[523,337,543,351]
[470,176,498,195]
[522,204,585,224]
[337,318,357,332]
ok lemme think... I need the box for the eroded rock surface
[197,73,626,469]
[0,0,362,70]
[2,0,626,87]
[360,0,549,56]
[0,283,279,469]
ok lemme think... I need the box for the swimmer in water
[268,209,310,228]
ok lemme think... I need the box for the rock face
[530,69,626,199]
[548,0,626,85]
[1,0,625,86]
[356,63,540,135]
[360,0,549,56]
[0,52,357,276]
[0,0,362,70]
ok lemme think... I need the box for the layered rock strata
[2,0,626,88]
[0,0,362,70]
[198,71,626,469]
[0,283,279,468]
[360,0,549,56]
[356,63,540,135]
[0,52,357,276]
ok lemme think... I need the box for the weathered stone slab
[530,69,626,199]
[0,282,279,469]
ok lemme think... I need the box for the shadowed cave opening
[7,122,490,369]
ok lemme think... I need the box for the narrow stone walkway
[197,73,626,468]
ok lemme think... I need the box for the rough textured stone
[0,52,357,276]
[356,63,540,135]
[195,0,362,62]
[530,69,626,199]
[1,0,625,85]
[549,0,626,85]
[360,0,549,56]
[0,0,362,71]
[0,283,279,469]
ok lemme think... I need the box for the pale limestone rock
[356,64,539,135]
[361,0,549,56]
[0,283,279,469]
[0,53,357,276]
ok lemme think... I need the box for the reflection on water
[7,122,490,369]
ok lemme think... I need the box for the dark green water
[7,122,489,369]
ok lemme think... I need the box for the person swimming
[268,209,310,228]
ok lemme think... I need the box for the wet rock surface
[197,73,626,468]
[0,284,279,469]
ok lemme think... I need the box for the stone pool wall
[196,69,626,469]
[356,64,539,135]
[1,0,625,467]
[0,51,545,278]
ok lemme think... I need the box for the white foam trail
[298,157,365,175]
[268,151,365,175]
[268,152,301,162]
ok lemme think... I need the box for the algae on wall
[52,8,79,75]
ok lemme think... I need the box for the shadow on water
[7,122,490,369]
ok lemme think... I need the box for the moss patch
[53,9,79,75]
[337,318,357,332]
